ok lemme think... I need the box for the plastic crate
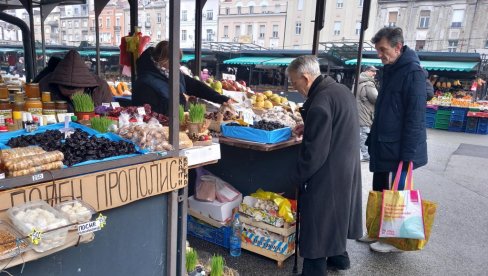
[451,107,469,116]
[426,113,437,120]
[450,114,466,122]
[477,118,488,134]
[437,110,452,116]
[426,108,437,114]
[187,215,231,248]
[435,122,449,130]
[465,117,479,133]
[426,121,435,128]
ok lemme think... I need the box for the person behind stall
[33,56,62,83]
[133,40,232,115]
[14,57,25,77]
[200,68,210,82]
[39,50,113,112]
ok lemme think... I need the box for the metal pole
[167,0,181,274]
[129,0,138,85]
[40,3,57,69]
[194,0,207,76]
[312,0,326,56]
[20,0,37,77]
[353,0,371,97]
[95,0,110,77]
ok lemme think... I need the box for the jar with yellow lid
[26,98,43,115]
[0,100,12,119]
[42,102,56,115]
[0,85,8,100]
[41,91,51,103]
[25,83,40,99]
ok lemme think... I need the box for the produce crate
[465,117,479,133]
[221,124,291,144]
[451,107,469,116]
[436,110,452,117]
[435,121,449,130]
[425,112,436,121]
[187,215,232,249]
[425,107,437,114]
[477,118,488,135]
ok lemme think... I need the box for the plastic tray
[7,200,69,253]
[0,220,30,260]
[221,124,291,144]
[54,199,96,226]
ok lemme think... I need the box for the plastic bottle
[229,213,242,257]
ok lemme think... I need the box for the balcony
[114,26,121,31]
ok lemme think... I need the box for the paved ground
[189,128,488,275]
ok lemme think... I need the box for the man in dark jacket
[287,56,362,275]
[133,41,231,115]
[366,27,428,252]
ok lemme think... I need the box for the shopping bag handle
[392,161,414,191]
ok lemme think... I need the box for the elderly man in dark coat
[286,56,362,275]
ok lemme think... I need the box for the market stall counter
[203,136,301,199]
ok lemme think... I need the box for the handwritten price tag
[137,107,146,115]
[32,173,44,182]
[111,102,120,108]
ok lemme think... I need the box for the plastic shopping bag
[379,162,425,239]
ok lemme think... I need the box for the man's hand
[293,124,304,139]
[223,98,237,106]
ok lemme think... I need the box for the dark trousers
[302,257,327,276]
[373,169,408,192]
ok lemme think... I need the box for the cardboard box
[242,229,295,255]
[188,194,242,222]
[179,143,221,166]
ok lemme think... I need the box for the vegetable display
[95,104,169,126]
[71,92,95,112]
[189,104,206,124]
[90,116,114,133]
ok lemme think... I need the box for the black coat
[133,47,229,115]
[368,46,428,172]
[289,76,362,258]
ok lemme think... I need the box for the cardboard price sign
[0,157,188,212]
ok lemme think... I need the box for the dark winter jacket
[39,50,113,112]
[289,75,362,258]
[133,47,229,115]
[367,46,428,173]
[33,56,62,83]
[424,69,434,101]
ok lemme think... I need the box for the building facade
[283,0,378,50]
[59,3,91,46]
[217,0,288,49]
[179,0,219,48]
[375,0,488,53]
[123,0,166,46]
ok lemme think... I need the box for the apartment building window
[74,20,79,28]
[451,10,464,28]
[158,31,161,40]
[416,40,426,51]
[249,6,254,14]
[334,21,341,36]
[207,29,213,41]
[388,11,398,27]
[74,8,79,15]
[68,21,72,28]
[485,40,488,48]
[419,10,430,29]
[146,15,151,23]
[272,25,278,38]
[359,0,364,7]
[336,0,343,9]
[355,21,361,35]
[235,25,241,37]
[237,7,242,14]
[207,10,213,20]
[116,17,120,27]
[247,24,253,36]
[182,30,187,41]
[224,25,229,37]
[262,4,268,13]
[106,18,110,28]
[275,4,280,12]
[298,0,304,11]
[182,10,187,21]
[226,8,230,15]
[83,19,88,27]
[448,40,458,52]
[62,21,66,28]
[157,13,162,23]
[259,25,265,39]
[99,18,102,27]
[295,22,302,35]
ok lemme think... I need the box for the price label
[78,220,101,235]
[242,110,254,125]
[32,173,44,182]
[102,103,111,107]
[137,107,146,115]
[111,102,121,108]
[29,228,43,245]
[222,73,236,81]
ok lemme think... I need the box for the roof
[181,54,208,63]
[345,58,479,72]
[223,56,275,65]
[261,57,295,66]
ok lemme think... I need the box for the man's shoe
[369,241,403,253]
[356,233,376,243]
[327,251,350,270]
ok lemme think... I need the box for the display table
[204,137,301,198]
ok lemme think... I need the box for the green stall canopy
[345,58,479,72]
[223,56,275,65]
[78,50,120,57]
[181,54,207,62]
[261,57,295,66]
